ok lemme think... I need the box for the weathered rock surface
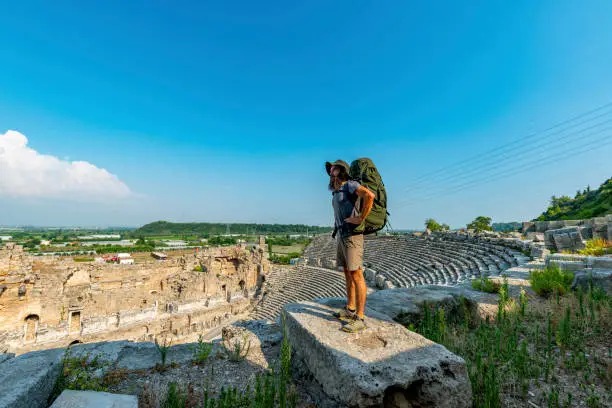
[545,227,586,251]
[572,269,612,295]
[282,299,472,408]
[530,245,550,259]
[366,285,498,325]
[0,352,14,365]
[49,390,137,408]
[0,347,64,408]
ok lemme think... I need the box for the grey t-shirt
[332,180,361,237]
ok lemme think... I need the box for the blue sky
[0,1,611,229]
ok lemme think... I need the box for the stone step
[49,390,137,408]
[282,299,472,408]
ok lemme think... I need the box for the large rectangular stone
[546,227,585,251]
[283,299,472,408]
[0,348,65,408]
[49,390,137,408]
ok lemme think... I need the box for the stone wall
[522,215,612,248]
[0,243,269,354]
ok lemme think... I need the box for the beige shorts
[336,234,364,271]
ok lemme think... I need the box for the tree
[425,218,449,232]
[467,216,493,233]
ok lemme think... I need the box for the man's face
[328,165,344,191]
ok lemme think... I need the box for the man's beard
[329,175,344,191]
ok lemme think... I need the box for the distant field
[271,244,305,255]
[145,235,199,241]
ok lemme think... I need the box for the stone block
[364,268,377,283]
[572,269,612,296]
[544,231,555,249]
[591,257,612,269]
[530,245,550,259]
[581,226,594,240]
[49,390,137,408]
[115,342,160,370]
[366,286,496,324]
[546,227,585,251]
[548,220,565,230]
[535,221,549,233]
[375,275,387,289]
[548,260,586,272]
[0,348,65,408]
[522,222,535,233]
[70,341,130,363]
[0,353,14,365]
[282,299,472,408]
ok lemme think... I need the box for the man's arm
[345,186,375,224]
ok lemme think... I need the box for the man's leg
[344,266,357,311]
[350,269,367,319]
[341,234,367,332]
[335,237,356,318]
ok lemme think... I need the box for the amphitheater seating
[251,266,346,320]
[302,234,526,289]
[252,234,526,320]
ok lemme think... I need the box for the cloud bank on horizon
[0,130,132,201]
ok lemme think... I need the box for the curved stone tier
[251,266,346,320]
[303,234,527,289]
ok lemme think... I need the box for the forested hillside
[535,177,612,221]
[131,221,332,236]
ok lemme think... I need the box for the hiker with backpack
[326,158,388,333]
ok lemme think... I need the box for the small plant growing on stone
[48,349,111,405]
[225,334,251,362]
[471,276,501,293]
[155,337,171,369]
[519,286,527,316]
[192,334,214,365]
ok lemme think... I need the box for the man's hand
[344,216,363,225]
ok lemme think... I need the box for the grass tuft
[471,277,501,293]
[529,264,574,297]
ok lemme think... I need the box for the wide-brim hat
[325,159,350,175]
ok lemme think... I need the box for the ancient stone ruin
[0,242,269,354]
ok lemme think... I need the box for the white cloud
[0,130,132,200]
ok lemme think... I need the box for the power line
[401,118,612,197]
[405,112,612,192]
[402,101,612,190]
[397,130,611,207]
[396,131,612,208]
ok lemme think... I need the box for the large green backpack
[349,158,389,235]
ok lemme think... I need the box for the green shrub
[49,350,111,404]
[192,334,214,364]
[225,334,251,362]
[471,277,501,293]
[579,238,612,256]
[529,265,574,297]
[155,337,171,369]
[193,264,204,272]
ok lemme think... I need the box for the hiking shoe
[341,317,367,333]
[333,307,357,322]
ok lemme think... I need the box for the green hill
[131,221,332,237]
[535,177,612,221]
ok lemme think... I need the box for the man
[326,159,375,333]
